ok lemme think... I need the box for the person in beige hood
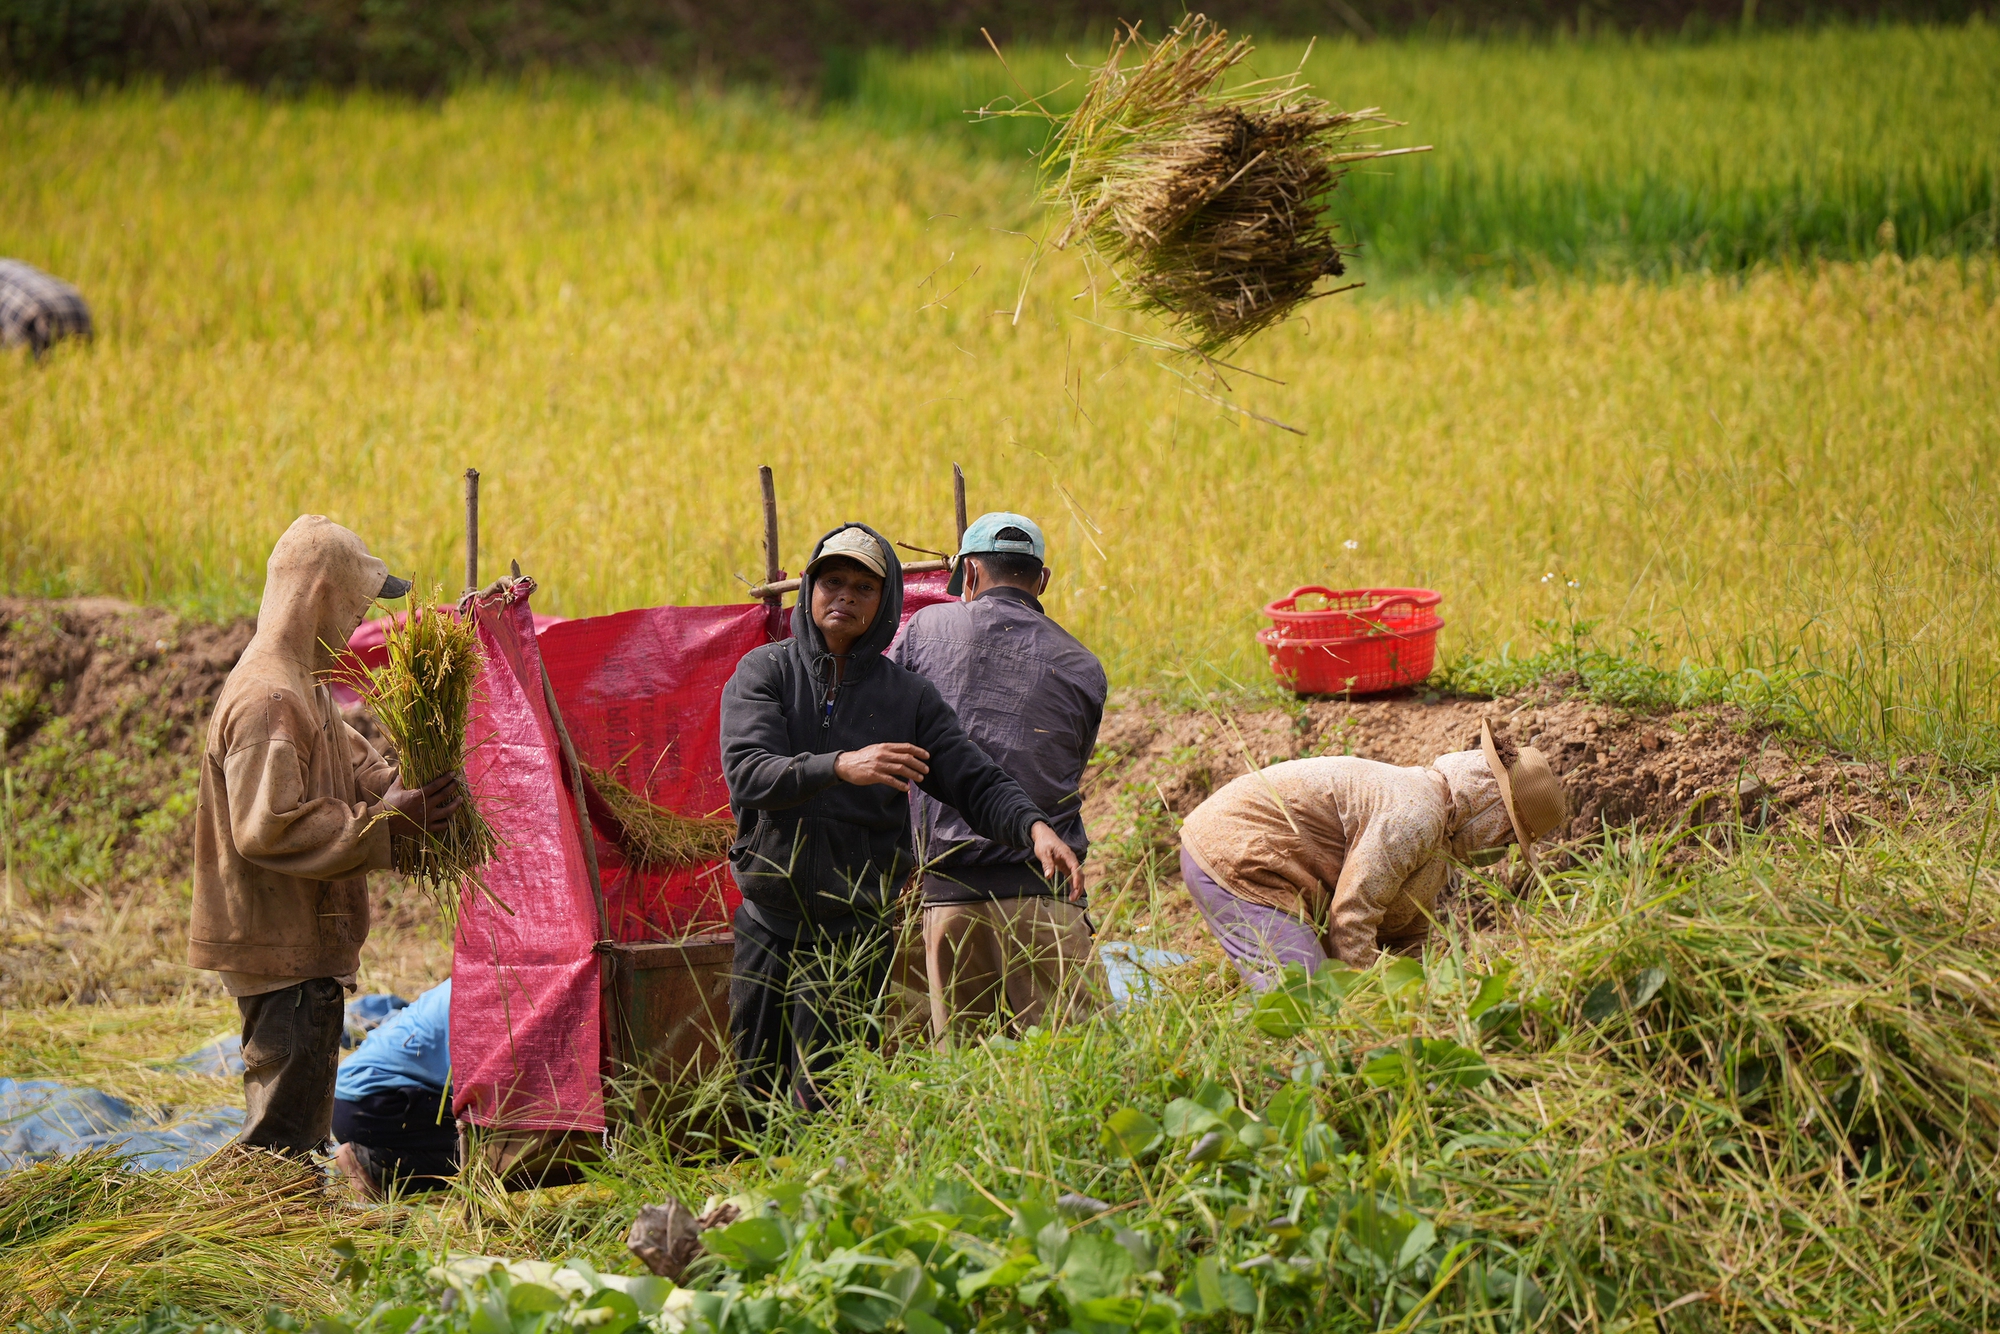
[191,516,461,1157]
[1177,722,1568,986]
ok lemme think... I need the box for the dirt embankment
[1081,685,1904,891]
[0,597,1910,1003]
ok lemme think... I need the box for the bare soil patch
[1081,683,1914,901]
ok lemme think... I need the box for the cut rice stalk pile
[0,1148,374,1320]
[583,763,734,869]
[347,595,497,934]
[1013,14,1425,357]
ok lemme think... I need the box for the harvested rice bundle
[350,595,497,931]
[584,763,734,869]
[1016,15,1426,357]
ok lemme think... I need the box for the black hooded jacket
[718,523,1048,926]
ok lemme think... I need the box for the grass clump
[1009,15,1418,356]
[345,596,496,935]
[290,805,2000,1333]
[582,762,734,869]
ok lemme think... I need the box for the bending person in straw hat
[1176,722,1566,984]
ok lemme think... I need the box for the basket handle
[1286,585,1340,605]
[1364,595,1421,620]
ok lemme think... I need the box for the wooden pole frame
[745,465,957,601]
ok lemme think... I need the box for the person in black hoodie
[719,523,1080,1111]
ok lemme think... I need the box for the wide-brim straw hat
[1481,719,1568,864]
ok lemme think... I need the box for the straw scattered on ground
[583,763,734,869]
[0,1148,379,1322]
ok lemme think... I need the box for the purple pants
[1179,846,1329,992]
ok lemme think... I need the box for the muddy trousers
[236,978,345,1156]
[728,906,891,1115]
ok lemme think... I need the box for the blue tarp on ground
[0,1077,243,1172]
[4,993,411,1172]
[1099,942,1193,1008]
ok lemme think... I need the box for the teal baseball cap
[947,512,1046,595]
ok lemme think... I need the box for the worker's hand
[381,770,465,836]
[1030,821,1084,901]
[835,743,931,793]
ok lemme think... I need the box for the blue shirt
[335,979,450,1100]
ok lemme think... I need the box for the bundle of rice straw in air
[583,762,735,869]
[348,594,497,932]
[1005,14,1426,358]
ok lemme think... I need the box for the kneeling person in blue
[332,979,456,1198]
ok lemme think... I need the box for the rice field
[1,26,1996,766]
[4,27,2000,1331]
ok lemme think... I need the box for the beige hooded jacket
[1179,752,1514,966]
[188,516,402,980]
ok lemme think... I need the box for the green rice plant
[996,15,1421,356]
[847,24,2000,276]
[2,45,1996,769]
[345,595,496,936]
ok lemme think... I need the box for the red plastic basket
[1263,586,1443,640]
[1256,620,1444,695]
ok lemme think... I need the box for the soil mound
[0,598,253,751]
[1084,685,1896,891]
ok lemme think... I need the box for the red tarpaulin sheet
[452,583,604,1131]
[447,567,954,1129]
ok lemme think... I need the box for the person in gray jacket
[892,512,1110,1038]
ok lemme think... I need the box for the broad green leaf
[1187,1080,1236,1117]
[701,1215,792,1277]
[614,1277,670,1314]
[506,1282,566,1315]
[1113,1227,1155,1274]
[1581,978,1623,1022]
[1162,1097,1222,1139]
[1383,958,1426,994]
[734,1294,784,1333]
[1036,1218,1072,1270]
[1631,965,1669,1006]
[904,1311,950,1334]
[1101,1106,1163,1160]
[1176,1255,1226,1314]
[957,1252,1041,1300]
[357,1309,420,1334]
[1395,1218,1438,1270]
[1466,967,1513,1020]
[1345,1194,1418,1269]
[1184,1130,1226,1165]
[1262,1084,1315,1144]
[1360,1048,1412,1087]
[1218,1269,1259,1313]
[832,1287,895,1332]
[1420,1038,1494,1088]
[1059,1229,1135,1302]
[1251,986,1310,1038]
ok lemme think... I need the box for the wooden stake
[953,463,968,545]
[463,468,480,597]
[541,668,608,941]
[759,465,781,610]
